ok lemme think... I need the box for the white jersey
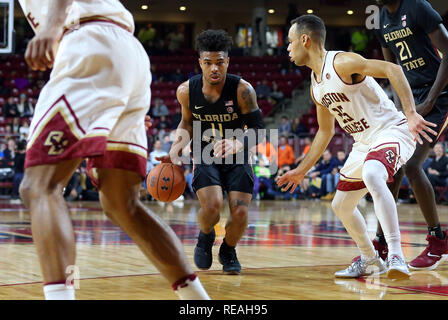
[19,0,134,34]
[311,51,407,145]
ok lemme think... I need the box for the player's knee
[202,200,223,217]
[331,196,344,215]
[403,162,423,181]
[231,206,248,225]
[19,174,60,206]
[101,190,140,218]
[19,176,33,207]
[362,160,387,189]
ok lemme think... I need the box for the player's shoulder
[237,78,255,95]
[333,51,362,69]
[176,80,190,100]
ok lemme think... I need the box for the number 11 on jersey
[211,123,224,137]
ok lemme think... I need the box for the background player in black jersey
[371,0,448,270]
[158,30,264,274]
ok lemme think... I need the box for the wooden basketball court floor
[0,198,446,300]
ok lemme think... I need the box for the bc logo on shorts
[44,131,69,155]
[385,149,396,164]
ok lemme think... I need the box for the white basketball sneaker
[335,253,386,278]
[387,254,411,280]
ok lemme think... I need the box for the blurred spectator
[161,134,172,153]
[183,167,195,199]
[291,117,308,137]
[11,117,21,135]
[171,106,182,129]
[167,24,185,53]
[12,140,26,199]
[255,80,271,99]
[253,154,274,200]
[19,120,30,141]
[138,23,156,50]
[268,81,285,105]
[308,149,338,198]
[277,136,295,169]
[426,142,448,189]
[13,74,30,90]
[3,138,16,164]
[254,138,277,166]
[295,136,312,165]
[148,140,168,171]
[156,116,171,141]
[4,124,13,137]
[152,98,170,118]
[321,150,347,201]
[171,68,186,82]
[351,28,368,55]
[3,97,19,118]
[17,93,33,117]
[279,116,291,136]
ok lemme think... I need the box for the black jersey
[375,0,444,96]
[189,73,245,161]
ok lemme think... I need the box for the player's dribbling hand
[155,155,172,164]
[213,139,243,158]
[25,26,62,71]
[407,110,437,145]
[275,168,305,194]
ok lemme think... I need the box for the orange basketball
[146,163,186,202]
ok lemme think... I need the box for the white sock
[362,160,404,260]
[332,189,376,260]
[43,283,75,300]
[173,274,210,300]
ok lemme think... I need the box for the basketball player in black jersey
[368,0,448,270]
[158,30,264,274]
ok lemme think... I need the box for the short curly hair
[195,29,233,54]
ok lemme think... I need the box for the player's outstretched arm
[158,81,193,164]
[334,52,437,144]
[276,93,334,193]
[25,0,74,71]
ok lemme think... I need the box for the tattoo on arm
[241,87,258,113]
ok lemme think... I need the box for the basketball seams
[156,163,164,201]
[167,164,175,202]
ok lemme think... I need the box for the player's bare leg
[218,191,252,274]
[225,192,251,246]
[193,186,223,270]
[20,158,83,299]
[97,168,209,299]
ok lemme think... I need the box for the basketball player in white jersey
[277,15,437,279]
[18,0,209,300]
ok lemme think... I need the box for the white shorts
[337,123,416,191]
[25,21,151,182]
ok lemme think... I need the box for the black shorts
[192,163,254,194]
[422,94,448,147]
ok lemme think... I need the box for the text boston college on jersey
[320,91,370,134]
